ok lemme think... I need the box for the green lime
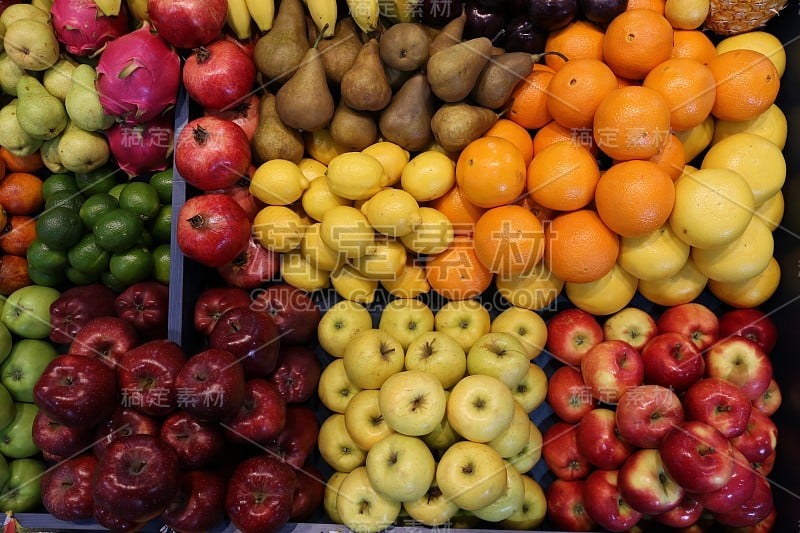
[150,205,171,244]
[107,183,127,201]
[109,247,153,285]
[93,208,145,253]
[150,168,173,204]
[27,265,66,287]
[41,173,77,201]
[137,230,154,248]
[79,193,118,231]
[152,243,170,284]
[68,234,111,274]
[44,190,84,212]
[75,165,119,196]
[66,266,100,285]
[26,239,69,273]
[100,271,127,293]
[35,207,84,251]
[119,182,161,222]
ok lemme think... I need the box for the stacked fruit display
[542,302,779,531]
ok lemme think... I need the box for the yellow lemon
[320,205,377,259]
[301,176,353,222]
[351,237,407,281]
[280,251,331,291]
[360,188,423,237]
[326,152,389,200]
[674,115,714,161]
[754,191,783,231]
[331,263,378,304]
[300,223,344,272]
[566,263,638,316]
[669,168,754,249]
[701,132,785,206]
[495,262,564,311]
[253,206,306,253]
[708,257,780,308]
[381,262,431,298]
[298,157,328,182]
[400,151,456,202]
[716,31,786,78]
[619,224,690,281]
[304,129,348,165]
[692,217,774,283]
[638,257,708,306]
[249,159,309,206]
[712,104,787,149]
[362,141,410,186]
[664,0,708,29]
[399,207,454,255]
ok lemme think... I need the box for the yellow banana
[393,0,420,22]
[306,0,336,37]
[244,0,275,32]
[227,0,252,40]
[91,0,122,16]
[346,0,380,33]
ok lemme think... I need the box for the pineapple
[704,0,788,35]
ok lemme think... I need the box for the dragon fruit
[106,113,174,176]
[96,23,180,124]
[51,0,130,57]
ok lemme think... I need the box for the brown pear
[340,39,392,112]
[471,52,535,109]
[275,42,335,131]
[429,11,467,56]
[252,92,304,163]
[319,18,362,85]
[385,65,413,92]
[330,101,378,150]
[254,0,309,84]
[378,73,433,152]
[431,102,498,152]
[379,22,430,72]
[426,37,492,102]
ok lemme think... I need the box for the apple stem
[698,446,715,457]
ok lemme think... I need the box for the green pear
[57,121,111,174]
[16,75,68,140]
[43,57,78,101]
[0,52,26,96]
[40,133,67,173]
[4,19,60,71]
[0,100,42,157]
[0,4,49,28]
[0,21,5,54]
[65,64,114,132]
[32,0,54,10]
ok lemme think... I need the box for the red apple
[114,281,170,339]
[602,307,658,350]
[718,308,777,354]
[225,379,287,445]
[159,411,226,470]
[659,420,735,494]
[730,408,778,463]
[68,316,140,369]
[252,283,322,345]
[641,332,705,391]
[615,384,684,448]
[694,447,756,513]
[580,340,644,404]
[618,448,684,515]
[173,348,246,422]
[291,463,325,521]
[268,346,322,404]
[217,236,280,290]
[576,408,635,470]
[193,286,252,336]
[208,306,281,378]
[752,378,781,416]
[32,410,94,458]
[582,469,643,532]
[268,405,319,469]
[117,340,186,417]
[48,284,117,345]
[751,450,775,476]
[93,407,162,459]
[712,474,773,528]
[41,454,98,521]
[542,422,592,481]
[177,193,251,268]
[683,377,751,438]
[225,455,297,533]
[546,308,603,366]
[652,497,703,528]
[93,501,145,532]
[657,302,719,351]
[546,366,598,423]
[546,479,596,532]
[162,470,227,533]
[705,337,772,401]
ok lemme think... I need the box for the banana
[244,0,275,32]
[91,0,122,16]
[306,0,336,37]
[346,0,380,33]
[227,0,253,40]
[393,0,421,22]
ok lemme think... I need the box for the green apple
[379,369,446,436]
[508,422,544,474]
[378,298,434,350]
[0,285,60,339]
[472,461,525,522]
[342,329,404,390]
[336,466,401,533]
[436,441,507,511]
[513,363,548,413]
[318,300,374,357]
[421,391,461,450]
[434,299,491,352]
[467,332,530,388]
[344,389,394,451]
[318,413,366,473]
[0,402,39,458]
[402,477,458,526]
[499,474,547,529]
[323,471,348,524]
[0,458,46,512]
[490,306,548,360]
[318,359,362,414]
[1,339,57,402]
[404,331,466,389]
[488,401,531,458]
[0,384,15,431]
[0,322,12,365]
[447,374,515,443]
[0,454,9,490]
[366,433,435,502]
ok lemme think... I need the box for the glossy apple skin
[160,411,225,469]
[615,384,684,449]
[193,286,252,336]
[580,340,644,404]
[252,284,321,345]
[618,449,684,515]
[268,346,322,404]
[752,450,776,476]
[684,377,751,438]
[752,378,781,416]
[659,420,735,494]
[48,284,117,345]
[209,306,281,378]
[542,422,591,481]
[652,497,703,528]
[291,463,325,521]
[268,405,319,469]
[32,410,93,458]
[117,340,186,417]
[225,455,297,533]
[162,470,227,533]
[576,408,634,470]
[546,366,597,423]
[718,308,777,354]
[730,408,778,463]
[114,281,170,339]
[546,479,596,532]
[712,474,773,527]
[93,407,162,459]
[173,348,246,422]
[582,469,643,532]
[704,337,773,401]
[545,308,603,366]
[68,316,140,369]
[225,379,287,445]
[93,503,146,532]
[641,332,705,391]
[694,447,756,514]
[33,354,117,429]
[657,302,719,351]
[41,454,98,521]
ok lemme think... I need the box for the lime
[44,190,84,212]
[150,205,171,244]
[41,173,77,201]
[35,207,84,251]
[26,239,68,273]
[101,271,127,293]
[93,208,145,253]
[66,266,100,285]
[150,168,173,204]
[79,193,118,231]
[137,230,154,248]
[68,234,111,274]
[108,183,127,201]
[27,265,66,287]
[119,182,161,222]
[75,165,119,196]
[109,247,154,285]
[152,243,170,284]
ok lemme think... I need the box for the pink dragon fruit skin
[106,113,175,177]
[96,23,180,124]
[51,0,130,57]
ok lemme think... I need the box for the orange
[626,0,665,13]
[615,76,640,87]
[527,140,600,211]
[430,185,486,236]
[516,195,557,223]
[643,58,717,131]
[532,121,598,156]
[603,9,674,80]
[0,148,43,174]
[507,64,555,130]
[0,215,36,256]
[456,136,527,209]
[483,119,534,165]
[0,172,44,216]
[544,209,619,284]
[473,205,545,278]
[671,30,717,65]
[707,49,780,122]
[426,236,493,300]
[546,58,619,130]
[595,160,676,238]
[593,86,672,160]
[647,133,686,181]
[543,20,605,71]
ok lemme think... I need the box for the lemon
[331,263,378,304]
[253,206,306,253]
[399,207,454,255]
[495,262,564,311]
[669,168,754,249]
[300,223,344,271]
[692,217,774,283]
[381,262,431,298]
[675,115,714,162]
[301,176,353,222]
[249,159,309,206]
[362,142,410,186]
[326,152,389,200]
[320,205,377,259]
[716,31,786,78]
[360,189,423,237]
[351,238,407,281]
[281,251,331,291]
[619,225,690,281]
[712,104,787,149]
[298,157,328,182]
[566,263,638,316]
[754,191,783,231]
[400,151,456,202]
[638,257,708,307]
[701,132,785,207]
[664,0,708,29]
[708,257,780,308]
[304,129,348,165]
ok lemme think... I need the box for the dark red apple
[545,308,604,366]
[659,420,735,494]
[114,281,170,339]
[193,286,252,336]
[576,408,635,470]
[652,497,703,528]
[182,39,257,112]
[93,407,162,459]
[225,455,297,533]
[177,193,251,268]
[683,377,751,438]
[580,340,644,404]
[752,451,776,477]
[546,479,596,532]
[752,378,782,416]
[225,379,287,445]
[93,502,146,532]
[217,236,280,290]
[41,454,98,521]
[657,302,719,351]
[545,366,598,423]
[32,410,94,458]
[68,316,140,369]
[268,346,322,404]
[582,469,643,532]
[615,384,684,449]
[117,340,186,417]
[542,422,592,481]
[618,449,685,515]
[251,283,321,345]
[48,284,117,345]
[159,411,225,469]
[268,405,318,469]
[640,332,705,391]
[718,308,778,354]
[175,116,252,191]
[291,463,325,521]
[730,408,778,463]
[705,337,773,401]
[712,474,773,528]
[162,470,227,533]
[173,348,246,422]
[694,447,756,514]
[208,306,281,378]
[148,0,227,49]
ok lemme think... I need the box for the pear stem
[532,50,570,64]
[313,24,329,49]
